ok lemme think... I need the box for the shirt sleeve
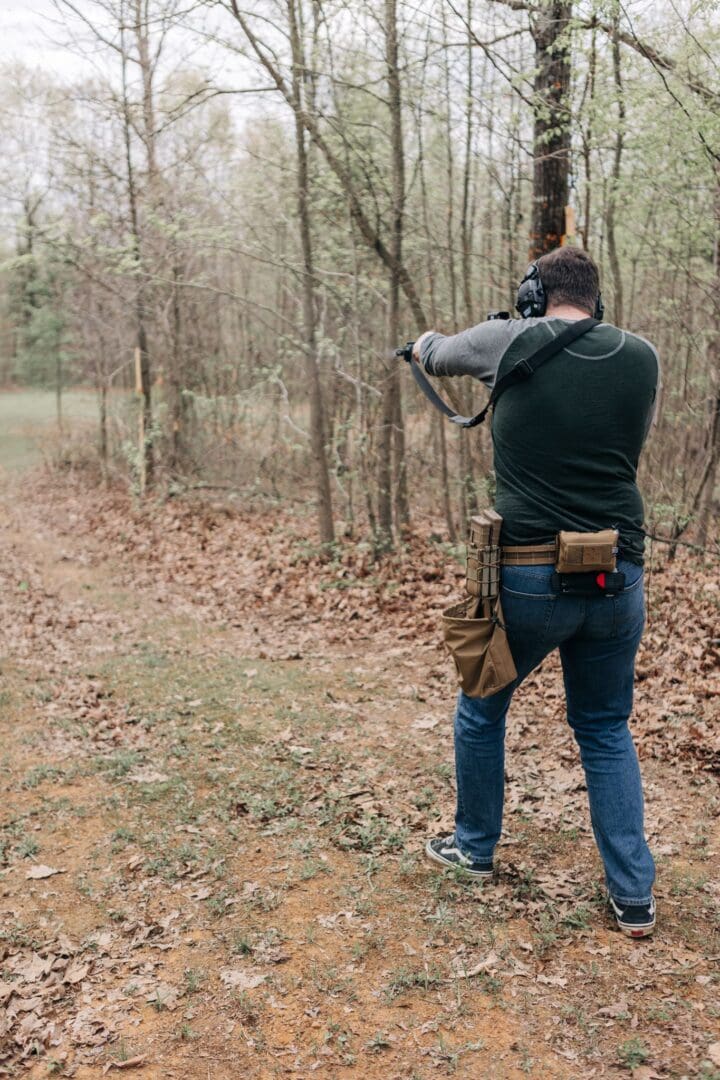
[417,320,518,389]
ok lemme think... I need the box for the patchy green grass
[1,466,719,1080]
[0,389,100,470]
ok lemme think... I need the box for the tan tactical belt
[501,544,556,566]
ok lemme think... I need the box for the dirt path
[0,465,718,1078]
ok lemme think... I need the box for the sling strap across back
[407,317,599,428]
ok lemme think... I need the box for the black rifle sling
[408,359,465,423]
[410,317,599,428]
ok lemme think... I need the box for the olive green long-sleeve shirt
[419,317,660,564]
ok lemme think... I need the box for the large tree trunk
[529,1,572,258]
[288,0,335,546]
[377,0,408,546]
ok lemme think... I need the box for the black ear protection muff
[515,261,604,321]
[515,262,546,318]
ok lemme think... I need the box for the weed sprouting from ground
[617,1037,649,1069]
[385,964,445,1001]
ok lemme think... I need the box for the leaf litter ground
[0,472,718,1079]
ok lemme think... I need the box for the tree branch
[224,1,428,330]
[486,0,719,109]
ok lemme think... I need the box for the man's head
[536,247,601,317]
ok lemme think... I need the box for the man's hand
[412,330,434,363]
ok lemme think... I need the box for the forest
[0,1,718,1078]
[1,0,718,548]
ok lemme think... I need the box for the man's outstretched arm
[413,321,521,388]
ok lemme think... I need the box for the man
[414,247,660,938]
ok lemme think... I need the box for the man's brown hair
[537,247,600,316]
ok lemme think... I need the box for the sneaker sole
[424,839,494,879]
[615,917,655,939]
[609,896,656,938]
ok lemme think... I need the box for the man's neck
[545,303,592,320]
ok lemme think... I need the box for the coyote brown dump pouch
[445,509,515,698]
[442,595,517,698]
[466,509,503,598]
[555,529,619,574]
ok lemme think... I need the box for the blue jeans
[453,559,655,905]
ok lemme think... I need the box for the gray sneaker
[425,835,494,879]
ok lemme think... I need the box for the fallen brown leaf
[102,1055,148,1073]
[449,951,500,978]
[25,864,65,879]
[219,969,267,991]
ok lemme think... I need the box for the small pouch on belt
[555,529,619,574]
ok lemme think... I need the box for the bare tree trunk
[579,27,597,249]
[461,0,475,328]
[377,0,408,547]
[348,201,378,542]
[606,12,625,325]
[120,25,154,490]
[55,353,63,433]
[460,3,478,523]
[416,100,439,335]
[134,0,159,181]
[417,98,456,541]
[385,0,409,535]
[441,7,476,535]
[99,383,108,472]
[529,1,572,258]
[169,258,186,474]
[442,7,458,334]
[696,392,720,545]
[696,165,720,545]
[288,0,335,545]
